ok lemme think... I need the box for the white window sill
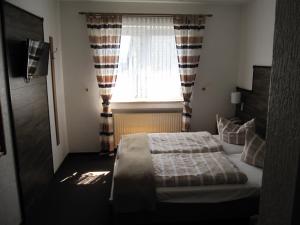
[111,101,183,113]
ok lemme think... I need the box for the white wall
[237,0,276,90]
[7,0,69,171]
[60,1,241,152]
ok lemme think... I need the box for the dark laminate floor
[25,154,114,225]
[25,153,256,225]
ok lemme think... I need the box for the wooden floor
[24,153,257,225]
[25,154,114,225]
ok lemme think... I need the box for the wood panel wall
[2,2,53,219]
[236,66,271,138]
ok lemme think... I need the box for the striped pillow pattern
[241,130,266,168]
[216,115,255,145]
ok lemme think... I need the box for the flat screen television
[25,39,50,81]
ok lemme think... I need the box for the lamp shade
[231,92,241,104]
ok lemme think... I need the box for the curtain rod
[79,12,213,17]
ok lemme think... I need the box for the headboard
[236,66,271,138]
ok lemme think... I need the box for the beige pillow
[241,129,266,168]
[216,115,255,145]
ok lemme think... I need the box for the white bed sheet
[213,134,244,155]
[156,153,263,203]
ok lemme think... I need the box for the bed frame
[112,198,259,224]
[111,65,271,225]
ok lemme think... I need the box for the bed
[110,132,262,224]
[110,66,271,224]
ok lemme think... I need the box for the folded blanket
[149,131,223,154]
[113,133,156,212]
[152,152,248,187]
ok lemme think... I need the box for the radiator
[113,112,182,147]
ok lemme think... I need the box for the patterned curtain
[173,16,206,132]
[86,15,122,153]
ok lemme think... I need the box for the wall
[7,0,69,171]
[0,12,22,225]
[60,1,241,152]
[1,1,69,224]
[237,0,276,90]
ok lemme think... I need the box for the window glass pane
[112,16,182,102]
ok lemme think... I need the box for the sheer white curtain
[112,16,182,102]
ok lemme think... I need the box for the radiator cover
[113,112,182,147]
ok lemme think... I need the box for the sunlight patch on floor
[76,171,110,185]
[60,172,78,183]
[60,171,110,185]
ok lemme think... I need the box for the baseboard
[67,152,115,157]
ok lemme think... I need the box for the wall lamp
[231,91,244,111]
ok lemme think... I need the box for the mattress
[156,153,263,203]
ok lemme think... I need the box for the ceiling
[59,0,249,4]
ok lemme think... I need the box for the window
[112,16,182,102]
